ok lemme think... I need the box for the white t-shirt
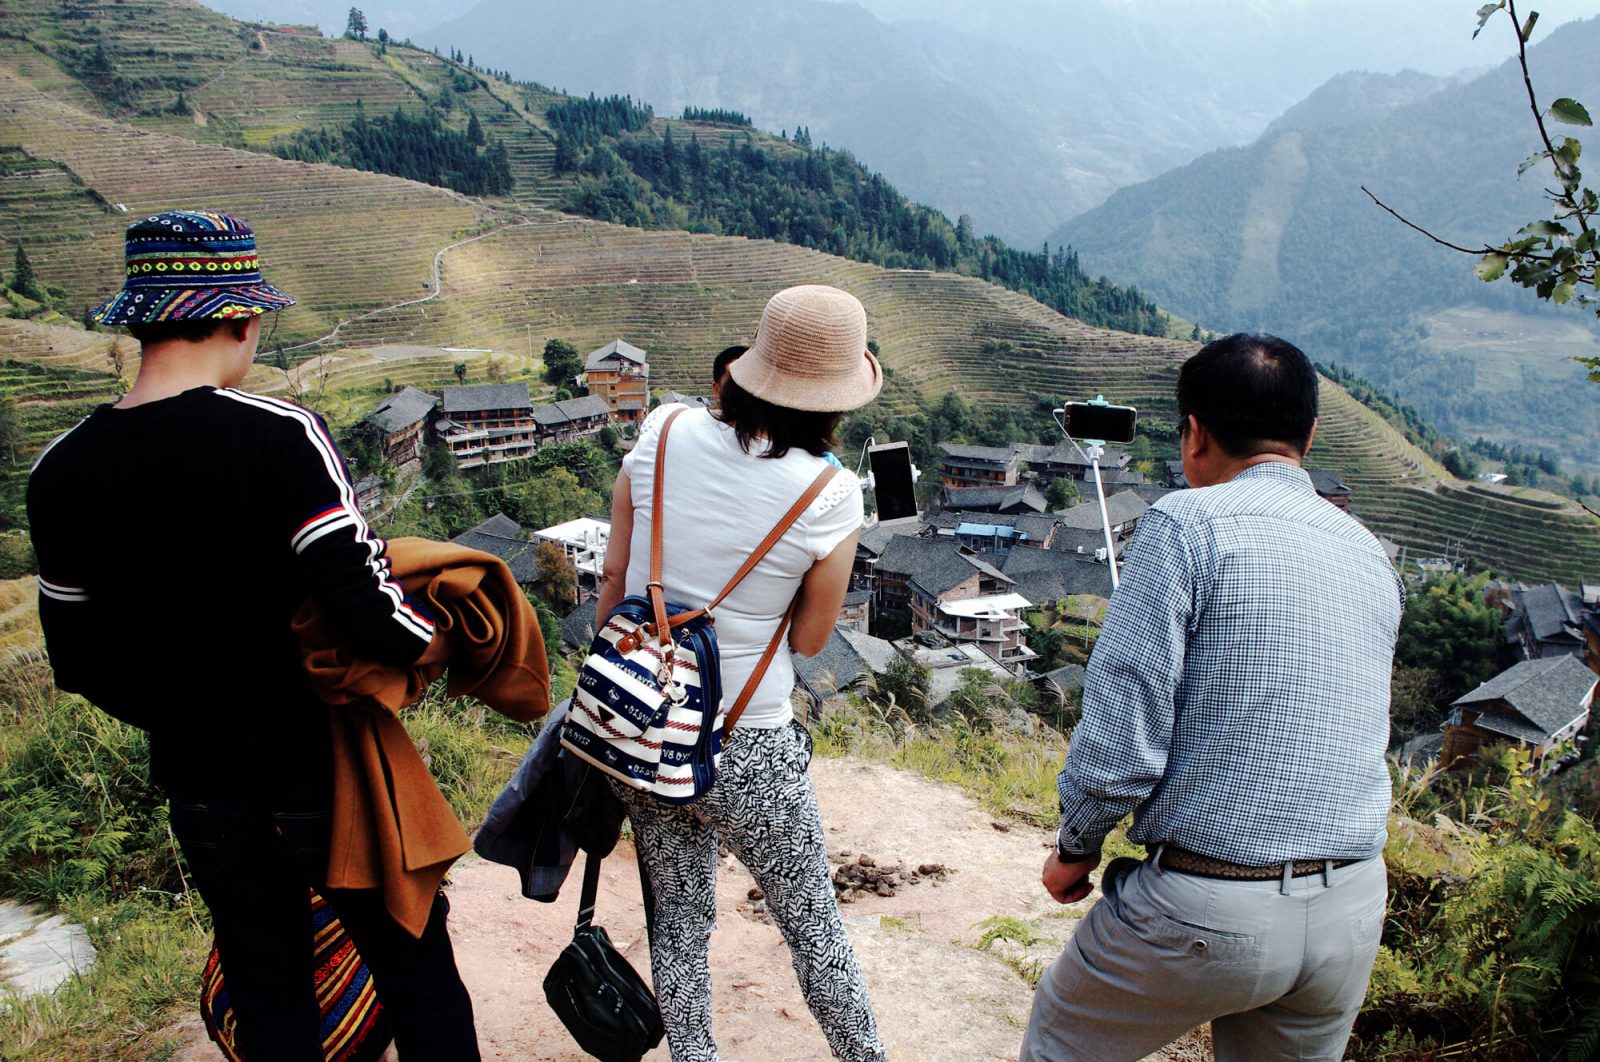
[619,404,863,728]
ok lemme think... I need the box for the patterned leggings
[613,723,888,1062]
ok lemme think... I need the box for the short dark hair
[715,374,843,460]
[1177,333,1318,458]
[126,317,241,346]
[712,345,746,387]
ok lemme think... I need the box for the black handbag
[543,849,665,1062]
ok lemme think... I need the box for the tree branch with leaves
[1364,1,1598,382]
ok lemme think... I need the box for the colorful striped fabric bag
[199,889,391,1062]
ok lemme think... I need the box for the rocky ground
[174,757,1208,1061]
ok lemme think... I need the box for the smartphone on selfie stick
[1053,396,1138,590]
[865,440,920,528]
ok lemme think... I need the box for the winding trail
[172,757,1207,1061]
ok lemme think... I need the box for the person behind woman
[595,285,889,1062]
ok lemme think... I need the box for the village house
[1506,583,1587,661]
[1308,469,1354,511]
[791,629,875,715]
[582,339,650,425]
[531,395,612,446]
[906,548,1035,668]
[354,473,384,517]
[938,483,1048,515]
[1056,489,1150,540]
[1002,546,1115,605]
[356,386,437,472]
[436,383,538,469]
[937,443,1019,489]
[838,589,872,633]
[1015,442,1132,485]
[533,517,610,599]
[1442,654,1596,773]
[929,510,1063,556]
[451,513,536,585]
[899,639,1019,709]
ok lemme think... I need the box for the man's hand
[1042,850,1101,904]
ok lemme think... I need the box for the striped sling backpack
[562,408,836,803]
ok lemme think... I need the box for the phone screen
[1064,402,1138,444]
[868,442,918,525]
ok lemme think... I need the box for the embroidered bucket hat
[89,210,296,326]
[727,284,882,412]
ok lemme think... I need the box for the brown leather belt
[1154,846,1359,881]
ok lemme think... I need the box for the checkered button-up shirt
[1057,461,1404,865]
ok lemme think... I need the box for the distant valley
[1052,16,1600,469]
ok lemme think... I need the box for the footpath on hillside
[174,758,1207,1061]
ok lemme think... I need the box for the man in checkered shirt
[1021,334,1404,1062]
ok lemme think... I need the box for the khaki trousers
[1020,853,1386,1062]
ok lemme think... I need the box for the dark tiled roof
[441,383,532,415]
[1057,490,1150,528]
[1308,470,1352,497]
[1017,443,1130,470]
[451,513,536,584]
[1453,654,1597,739]
[858,521,916,556]
[584,339,648,371]
[792,628,870,696]
[531,395,611,427]
[1515,584,1585,645]
[878,537,1011,598]
[1128,484,1179,505]
[560,599,600,653]
[1001,548,1114,600]
[842,589,872,607]
[658,392,711,408]
[938,442,1015,464]
[1036,664,1085,695]
[364,386,437,433]
[1049,526,1114,556]
[941,484,1047,513]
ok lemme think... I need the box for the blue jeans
[168,788,480,1061]
[1021,854,1386,1062]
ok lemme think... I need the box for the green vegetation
[273,102,513,196]
[681,107,751,128]
[1393,573,1503,707]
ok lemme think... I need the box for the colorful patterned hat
[89,210,296,326]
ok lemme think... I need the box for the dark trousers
[168,788,480,1061]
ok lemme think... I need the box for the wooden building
[583,340,650,425]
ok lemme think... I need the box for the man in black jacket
[28,211,479,1060]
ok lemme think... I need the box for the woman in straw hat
[595,285,889,1062]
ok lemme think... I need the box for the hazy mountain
[1260,70,1459,138]
[1050,17,1600,465]
[199,1,434,38]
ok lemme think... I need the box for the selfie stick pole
[1051,400,1122,592]
[1086,442,1120,591]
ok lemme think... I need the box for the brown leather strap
[646,409,687,652]
[643,419,841,731]
[724,598,798,732]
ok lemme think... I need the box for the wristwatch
[1055,827,1099,864]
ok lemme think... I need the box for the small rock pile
[829,851,952,904]
[737,851,956,922]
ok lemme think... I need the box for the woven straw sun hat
[727,285,882,412]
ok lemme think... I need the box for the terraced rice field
[0,50,490,344]
[1,4,1595,583]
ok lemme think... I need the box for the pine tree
[344,7,368,40]
[466,111,484,146]
[12,242,40,301]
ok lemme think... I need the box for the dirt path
[174,758,1207,1061]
